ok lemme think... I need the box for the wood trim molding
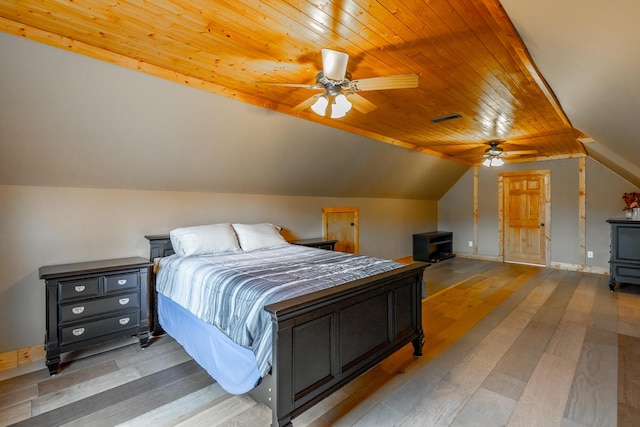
[322,207,360,254]
[478,0,573,129]
[503,153,587,165]
[579,157,587,266]
[0,345,45,372]
[497,174,504,259]
[455,252,504,262]
[456,253,609,274]
[473,166,479,255]
[550,262,608,275]
[544,171,552,267]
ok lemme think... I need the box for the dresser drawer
[58,277,100,302]
[105,272,138,293]
[60,310,140,345]
[59,292,139,323]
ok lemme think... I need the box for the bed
[145,223,427,427]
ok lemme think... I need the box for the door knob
[540,223,545,227]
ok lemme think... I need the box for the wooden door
[501,171,549,265]
[322,207,359,254]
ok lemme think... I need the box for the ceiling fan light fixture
[311,95,329,116]
[482,141,505,166]
[330,94,352,118]
[483,156,504,167]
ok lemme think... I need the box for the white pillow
[170,223,240,256]
[232,223,288,252]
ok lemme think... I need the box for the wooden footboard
[249,262,427,427]
[145,234,426,427]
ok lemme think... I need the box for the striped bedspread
[155,244,403,376]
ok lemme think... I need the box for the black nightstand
[39,257,153,375]
[290,238,338,251]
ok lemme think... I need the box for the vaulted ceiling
[0,0,637,182]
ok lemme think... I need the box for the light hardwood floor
[2,258,639,426]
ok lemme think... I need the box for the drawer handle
[119,317,130,325]
[119,298,130,305]
[72,328,85,336]
[72,306,85,315]
[74,285,85,292]
[117,279,127,285]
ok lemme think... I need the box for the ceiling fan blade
[457,150,488,158]
[349,74,419,92]
[504,150,538,155]
[290,94,323,113]
[322,48,349,81]
[347,93,377,114]
[254,81,320,89]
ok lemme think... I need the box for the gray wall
[585,158,637,263]
[439,171,475,252]
[0,32,468,199]
[0,185,437,352]
[439,157,639,268]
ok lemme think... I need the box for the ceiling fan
[455,141,538,166]
[483,141,537,156]
[258,48,419,118]
[481,141,538,166]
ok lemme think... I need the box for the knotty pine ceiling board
[0,0,587,164]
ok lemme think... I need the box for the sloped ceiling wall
[500,0,640,187]
[0,33,468,200]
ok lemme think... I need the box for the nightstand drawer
[59,292,139,323]
[313,243,336,250]
[60,310,140,345]
[105,272,138,293]
[58,278,100,302]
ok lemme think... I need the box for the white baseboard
[454,252,503,262]
[550,262,609,275]
[454,253,609,275]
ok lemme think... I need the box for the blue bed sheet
[158,293,261,394]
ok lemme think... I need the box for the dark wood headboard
[145,234,174,260]
[144,234,174,336]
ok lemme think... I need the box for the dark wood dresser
[290,238,338,250]
[607,219,640,291]
[40,257,153,375]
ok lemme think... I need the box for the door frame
[498,170,551,266]
[322,207,359,254]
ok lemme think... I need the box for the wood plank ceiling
[0,0,587,165]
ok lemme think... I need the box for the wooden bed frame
[146,234,427,427]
